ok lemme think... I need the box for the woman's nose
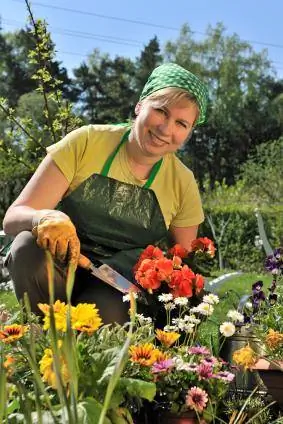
[158,118,173,136]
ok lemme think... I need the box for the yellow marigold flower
[155,329,180,347]
[71,303,102,333]
[129,343,160,366]
[39,344,70,389]
[0,324,27,343]
[232,345,258,370]
[265,329,283,349]
[38,300,68,332]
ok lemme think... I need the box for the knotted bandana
[140,63,208,125]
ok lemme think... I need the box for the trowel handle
[78,254,92,270]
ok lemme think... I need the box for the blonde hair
[140,87,200,124]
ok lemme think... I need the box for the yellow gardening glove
[32,210,80,267]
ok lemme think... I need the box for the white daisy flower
[163,325,178,332]
[174,297,189,306]
[184,314,201,325]
[227,310,244,323]
[158,293,173,303]
[164,302,176,311]
[245,302,253,310]
[193,302,214,316]
[183,323,195,333]
[136,314,152,325]
[220,322,236,337]
[202,293,219,305]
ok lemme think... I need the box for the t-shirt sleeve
[46,126,89,184]
[171,175,204,227]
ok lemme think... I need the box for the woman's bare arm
[169,224,199,252]
[3,154,70,235]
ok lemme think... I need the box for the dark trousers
[5,231,129,324]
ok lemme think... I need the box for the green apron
[60,129,170,283]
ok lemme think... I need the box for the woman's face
[132,97,199,158]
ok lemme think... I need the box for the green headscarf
[139,63,208,126]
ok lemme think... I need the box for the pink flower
[186,386,208,412]
[188,346,211,355]
[201,356,219,366]
[213,371,235,382]
[151,359,174,374]
[197,363,213,380]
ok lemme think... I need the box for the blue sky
[1,0,283,78]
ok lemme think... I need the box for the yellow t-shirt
[47,124,204,229]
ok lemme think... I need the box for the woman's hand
[32,209,80,267]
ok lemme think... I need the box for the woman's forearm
[3,205,37,236]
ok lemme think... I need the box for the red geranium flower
[169,265,195,298]
[194,273,205,294]
[133,245,164,272]
[135,259,161,291]
[155,258,174,282]
[168,244,188,259]
[191,237,215,258]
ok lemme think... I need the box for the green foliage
[200,208,282,271]
[167,23,282,187]
[73,50,136,123]
[240,137,283,205]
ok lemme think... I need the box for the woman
[3,63,208,323]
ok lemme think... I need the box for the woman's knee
[7,231,46,276]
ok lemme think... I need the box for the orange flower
[172,255,182,269]
[168,244,188,259]
[169,265,195,298]
[3,355,16,377]
[191,237,215,258]
[129,343,159,366]
[194,274,205,294]
[153,350,170,362]
[135,259,161,291]
[0,324,27,343]
[133,245,164,272]
[156,329,180,347]
[265,329,283,349]
[155,258,174,282]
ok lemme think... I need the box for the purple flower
[188,346,211,355]
[265,248,283,274]
[252,280,263,291]
[151,359,174,374]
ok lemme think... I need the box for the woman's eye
[155,108,166,115]
[177,121,188,129]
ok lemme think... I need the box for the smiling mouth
[149,131,169,145]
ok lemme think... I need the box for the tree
[164,23,282,188]
[240,137,283,205]
[135,36,163,94]
[0,23,75,106]
[73,50,136,123]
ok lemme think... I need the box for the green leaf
[78,398,111,424]
[117,377,156,402]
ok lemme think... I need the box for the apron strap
[100,128,163,189]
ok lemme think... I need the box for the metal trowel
[78,254,141,294]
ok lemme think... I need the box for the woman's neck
[127,130,161,165]
[126,131,161,180]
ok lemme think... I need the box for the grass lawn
[0,288,18,311]
[198,271,272,353]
